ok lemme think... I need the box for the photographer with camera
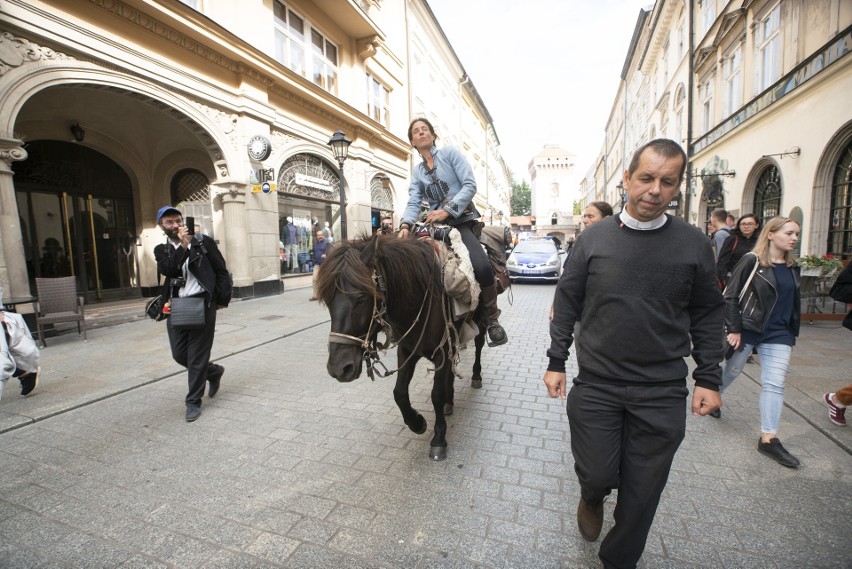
[155,206,231,422]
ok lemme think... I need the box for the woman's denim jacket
[401,145,480,227]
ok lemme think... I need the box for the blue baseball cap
[157,206,182,222]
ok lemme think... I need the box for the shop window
[277,154,341,276]
[827,141,852,258]
[753,165,782,222]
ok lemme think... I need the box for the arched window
[370,175,393,211]
[171,169,210,204]
[828,140,852,258]
[753,165,782,222]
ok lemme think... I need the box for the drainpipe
[684,0,695,224]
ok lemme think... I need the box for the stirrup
[486,323,508,347]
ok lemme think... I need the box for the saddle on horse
[411,222,510,346]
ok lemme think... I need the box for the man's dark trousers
[567,379,688,569]
[167,300,218,406]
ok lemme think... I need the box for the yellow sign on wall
[251,183,276,193]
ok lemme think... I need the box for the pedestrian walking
[708,208,734,262]
[719,217,802,467]
[716,213,760,287]
[823,261,852,426]
[0,301,40,401]
[544,138,724,569]
[567,201,613,270]
[155,206,231,422]
[309,229,329,301]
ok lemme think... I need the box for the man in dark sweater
[544,139,724,569]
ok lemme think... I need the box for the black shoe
[207,364,224,398]
[709,408,721,418]
[577,496,604,541]
[186,404,202,422]
[757,437,800,468]
[20,368,39,396]
[486,323,508,347]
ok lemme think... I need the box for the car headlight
[546,256,559,267]
[507,258,517,266]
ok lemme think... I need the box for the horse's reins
[327,267,434,381]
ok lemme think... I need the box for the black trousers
[454,222,494,288]
[167,301,218,406]
[567,379,687,569]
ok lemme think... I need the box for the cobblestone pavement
[0,284,849,568]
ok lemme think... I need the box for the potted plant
[796,254,844,277]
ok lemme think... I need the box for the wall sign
[247,135,271,161]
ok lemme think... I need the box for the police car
[506,237,565,282]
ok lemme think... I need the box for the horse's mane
[315,235,440,306]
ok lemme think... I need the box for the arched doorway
[276,153,341,274]
[13,141,137,300]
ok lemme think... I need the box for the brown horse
[316,230,508,460]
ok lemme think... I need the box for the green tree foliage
[510,181,531,216]
[573,200,583,215]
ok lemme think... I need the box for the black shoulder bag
[168,237,207,330]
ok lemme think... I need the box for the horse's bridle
[327,268,432,380]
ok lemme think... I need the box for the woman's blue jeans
[721,343,792,435]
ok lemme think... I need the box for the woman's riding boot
[481,284,508,346]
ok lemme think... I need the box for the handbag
[169,296,206,329]
[724,254,759,360]
[145,295,167,321]
[145,269,168,321]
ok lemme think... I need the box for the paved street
[0,284,850,568]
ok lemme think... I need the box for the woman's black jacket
[723,253,800,337]
[155,234,232,308]
[716,231,757,286]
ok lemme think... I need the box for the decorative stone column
[0,139,30,297]
[211,181,251,291]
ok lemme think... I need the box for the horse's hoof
[444,403,454,416]
[471,378,482,389]
[430,446,447,461]
[410,414,427,435]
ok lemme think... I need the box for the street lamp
[617,182,626,210]
[327,130,352,240]
[496,210,503,225]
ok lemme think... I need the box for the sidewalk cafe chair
[34,277,87,348]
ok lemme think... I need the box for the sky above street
[426,0,652,195]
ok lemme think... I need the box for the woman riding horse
[397,118,508,347]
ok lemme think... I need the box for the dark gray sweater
[548,215,724,390]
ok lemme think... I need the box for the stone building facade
[584,0,852,259]
[0,0,510,303]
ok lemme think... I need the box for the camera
[185,216,195,235]
[169,277,186,288]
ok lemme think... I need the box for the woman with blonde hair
[719,216,801,467]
